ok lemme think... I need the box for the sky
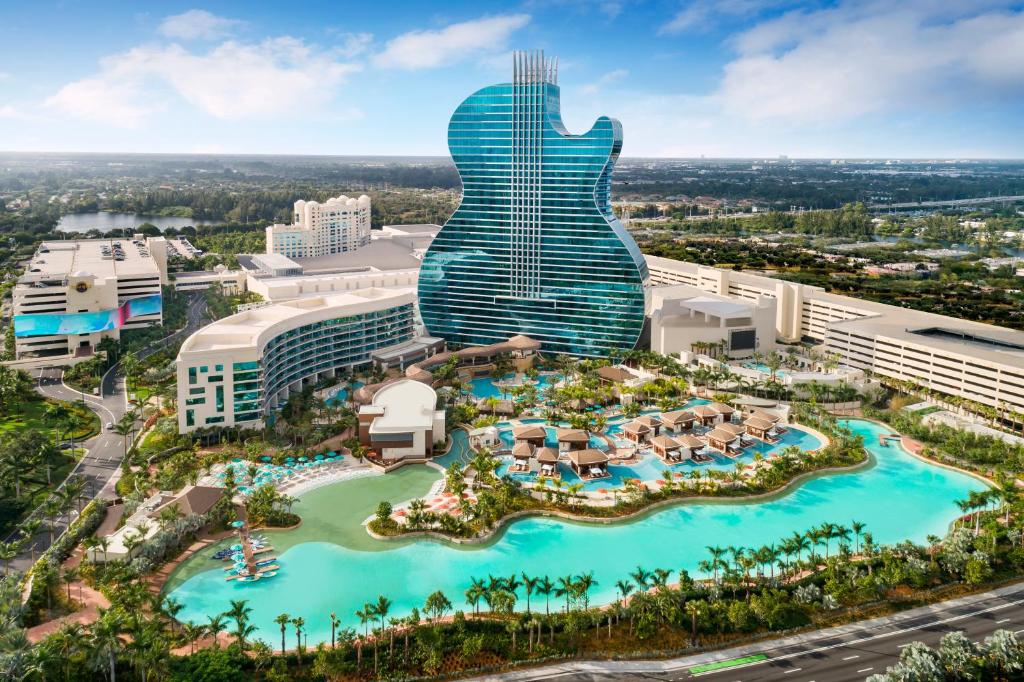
[0,0,1022,158]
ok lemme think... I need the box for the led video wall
[14,293,162,337]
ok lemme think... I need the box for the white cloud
[580,68,629,94]
[0,105,30,120]
[46,37,361,126]
[661,0,792,34]
[337,32,374,58]
[159,9,245,41]
[713,1,1024,124]
[373,14,530,70]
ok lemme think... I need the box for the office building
[266,194,371,259]
[175,288,416,433]
[418,51,648,357]
[13,236,167,360]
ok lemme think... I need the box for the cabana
[555,428,590,452]
[753,409,787,433]
[691,404,721,427]
[634,415,663,436]
[706,427,742,455]
[650,435,684,463]
[567,448,610,480]
[536,448,561,479]
[718,422,745,437]
[660,409,696,433]
[621,421,651,444]
[512,425,547,447]
[596,365,635,384]
[675,434,706,461]
[709,402,737,422]
[511,442,534,472]
[744,416,777,442]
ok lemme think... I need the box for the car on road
[105,421,113,430]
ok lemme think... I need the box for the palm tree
[555,574,576,613]
[576,572,597,610]
[629,565,652,590]
[537,576,554,616]
[90,607,124,682]
[205,614,226,648]
[329,611,340,649]
[292,616,305,669]
[522,574,538,614]
[224,599,253,650]
[851,520,866,554]
[375,595,392,669]
[705,546,725,582]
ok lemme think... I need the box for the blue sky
[0,1,1022,157]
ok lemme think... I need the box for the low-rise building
[358,379,445,461]
[647,284,776,358]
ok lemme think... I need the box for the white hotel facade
[265,194,371,260]
[645,255,1024,417]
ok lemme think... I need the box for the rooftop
[178,287,415,354]
[293,237,426,273]
[364,379,439,432]
[19,237,163,284]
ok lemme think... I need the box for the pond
[166,419,986,647]
[56,211,217,234]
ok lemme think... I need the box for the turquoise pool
[324,380,365,406]
[495,423,824,490]
[168,419,986,647]
[469,373,562,399]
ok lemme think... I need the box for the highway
[5,294,207,573]
[474,582,1024,682]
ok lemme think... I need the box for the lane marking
[682,595,1024,677]
[857,668,874,673]
[783,669,801,674]
[842,655,859,660]
[998,618,1011,624]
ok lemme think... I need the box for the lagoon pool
[469,372,562,399]
[324,381,365,406]
[167,419,986,647]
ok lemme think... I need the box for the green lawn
[0,396,100,443]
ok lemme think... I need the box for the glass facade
[418,51,648,357]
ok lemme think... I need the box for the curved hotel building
[175,288,415,433]
[418,51,648,357]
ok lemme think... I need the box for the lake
[56,212,217,234]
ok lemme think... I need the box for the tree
[89,607,125,682]
[292,617,305,669]
[423,590,452,623]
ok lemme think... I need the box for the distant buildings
[13,235,168,361]
[266,194,371,259]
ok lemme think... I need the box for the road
[5,294,207,573]
[868,194,1024,210]
[475,582,1024,682]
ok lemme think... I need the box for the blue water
[745,362,787,378]
[324,380,365,406]
[469,373,562,399]
[495,424,823,491]
[169,419,986,646]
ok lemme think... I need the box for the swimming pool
[744,362,787,378]
[324,380,365,406]
[468,373,562,399]
[167,419,985,647]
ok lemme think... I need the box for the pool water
[168,419,986,647]
[495,423,823,491]
[744,362,788,378]
[469,373,562,399]
[324,380,365,406]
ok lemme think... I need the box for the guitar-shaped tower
[418,50,648,357]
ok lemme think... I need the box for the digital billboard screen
[730,328,756,352]
[14,293,162,338]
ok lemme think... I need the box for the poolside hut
[744,416,777,442]
[752,409,787,433]
[660,409,696,433]
[511,442,534,472]
[468,426,500,450]
[692,404,721,427]
[650,435,684,463]
[512,425,547,448]
[597,365,635,384]
[706,427,741,455]
[621,420,651,444]
[555,428,590,452]
[675,434,705,460]
[567,448,610,480]
[635,414,663,436]
[536,447,561,479]
[710,402,738,423]
[718,422,745,437]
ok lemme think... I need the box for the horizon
[1,2,1023,158]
